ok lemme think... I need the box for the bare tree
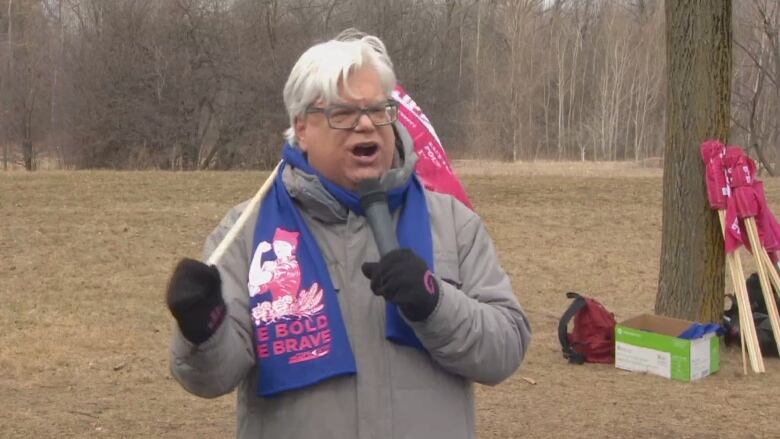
[2,0,12,170]
[0,0,748,170]
[0,0,52,170]
[732,0,779,175]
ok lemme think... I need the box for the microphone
[358,178,399,257]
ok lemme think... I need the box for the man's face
[294,67,396,190]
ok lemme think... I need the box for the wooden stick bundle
[743,217,780,357]
[719,211,764,373]
[759,247,780,297]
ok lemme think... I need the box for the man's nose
[354,112,376,131]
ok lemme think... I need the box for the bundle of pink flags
[701,140,780,373]
[701,140,780,258]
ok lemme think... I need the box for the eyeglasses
[305,100,399,130]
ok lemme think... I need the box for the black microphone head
[357,178,388,208]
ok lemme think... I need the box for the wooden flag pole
[719,211,764,373]
[730,248,765,373]
[744,217,780,358]
[758,247,780,303]
[207,161,282,266]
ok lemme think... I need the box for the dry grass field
[2,162,780,438]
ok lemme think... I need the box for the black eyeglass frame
[304,99,400,130]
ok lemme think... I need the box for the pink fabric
[724,147,757,188]
[754,181,780,252]
[700,139,725,162]
[699,139,726,162]
[699,140,744,252]
[724,195,746,253]
[700,140,728,210]
[703,143,780,254]
[733,186,760,218]
[725,149,760,218]
[393,85,473,209]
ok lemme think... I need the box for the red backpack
[558,292,617,364]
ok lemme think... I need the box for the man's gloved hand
[166,258,226,345]
[360,249,440,322]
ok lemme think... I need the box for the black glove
[166,258,226,345]
[360,249,440,322]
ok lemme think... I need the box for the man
[166,29,532,439]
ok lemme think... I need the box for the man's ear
[294,117,308,152]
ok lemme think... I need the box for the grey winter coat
[169,126,532,439]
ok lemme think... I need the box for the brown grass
[452,159,664,178]
[2,164,779,438]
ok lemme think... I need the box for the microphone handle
[364,202,399,257]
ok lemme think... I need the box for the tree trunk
[22,139,32,170]
[656,0,731,322]
[49,0,64,167]
[474,0,481,109]
[3,0,13,171]
[556,27,566,160]
[747,36,775,177]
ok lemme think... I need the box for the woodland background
[0,0,777,171]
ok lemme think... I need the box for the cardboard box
[615,314,719,382]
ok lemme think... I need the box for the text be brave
[256,314,331,360]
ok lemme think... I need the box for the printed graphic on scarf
[249,227,330,364]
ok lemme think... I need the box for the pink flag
[393,85,473,209]
[724,195,746,253]
[726,148,761,219]
[754,181,780,253]
[700,140,728,210]
[716,145,748,252]
[700,139,725,162]
[700,140,744,252]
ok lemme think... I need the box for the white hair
[283,29,397,144]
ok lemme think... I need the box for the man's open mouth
[352,143,379,157]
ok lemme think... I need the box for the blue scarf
[247,144,433,397]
